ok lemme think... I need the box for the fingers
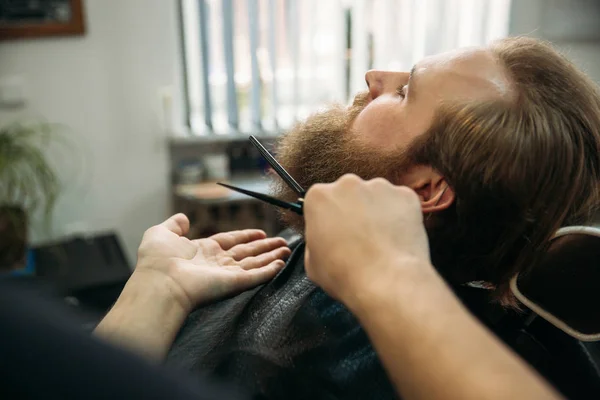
[208,229,267,250]
[239,246,291,271]
[160,213,190,236]
[228,237,288,261]
[235,259,286,290]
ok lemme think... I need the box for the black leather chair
[458,225,600,399]
[506,226,600,399]
[511,225,600,342]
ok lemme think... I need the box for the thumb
[160,213,190,236]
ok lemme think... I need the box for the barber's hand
[133,213,291,313]
[303,174,432,305]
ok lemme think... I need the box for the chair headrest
[510,226,600,341]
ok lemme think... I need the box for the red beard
[272,92,415,231]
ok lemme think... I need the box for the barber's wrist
[125,267,191,313]
[343,256,441,318]
[94,268,189,360]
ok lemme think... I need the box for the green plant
[0,121,60,219]
[0,121,61,270]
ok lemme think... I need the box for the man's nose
[365,70,410,100]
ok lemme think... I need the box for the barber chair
[511,226,600,342]
[510,225,600,398]
[459,225,600,399]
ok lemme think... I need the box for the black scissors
[217,136,306,216]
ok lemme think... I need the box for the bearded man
[165,36,600,399]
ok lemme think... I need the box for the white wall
[0,0,185,264]
[509,0,600,84]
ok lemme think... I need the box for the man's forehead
[414,47,512,101]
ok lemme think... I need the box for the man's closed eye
[396,85,408,99]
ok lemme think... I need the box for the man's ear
[402,165,455,214]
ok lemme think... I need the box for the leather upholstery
[512,227,600,339]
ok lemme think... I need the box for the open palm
[136,214,291,312]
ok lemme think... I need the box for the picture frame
[0,0,85,40]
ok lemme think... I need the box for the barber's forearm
[346,259,563,400]
[94,270,188,361]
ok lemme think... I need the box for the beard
[272,92,415,232]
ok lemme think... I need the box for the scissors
[217,136,306,216]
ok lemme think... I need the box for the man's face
[352,47,511,154]
[274,47,511,229]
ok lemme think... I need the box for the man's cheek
[352,116,398,149]
[357,98,405,134]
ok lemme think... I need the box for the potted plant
[0,121,60,272]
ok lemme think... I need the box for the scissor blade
[218,183,303,215]
[249,135,306,196]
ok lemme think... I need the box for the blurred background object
[0,121,60,272]
[0,0,85,40]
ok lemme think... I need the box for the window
[180,0,511,136]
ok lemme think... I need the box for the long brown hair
[411,37,600,303]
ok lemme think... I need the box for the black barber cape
[167,240,397,400]
[168,239,600,400]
